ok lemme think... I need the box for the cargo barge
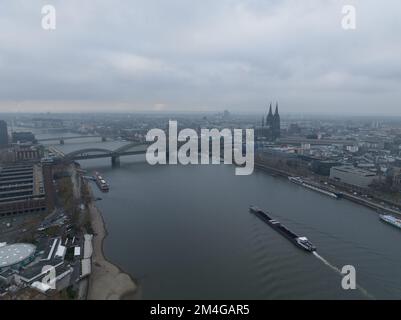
[249,206,316,252]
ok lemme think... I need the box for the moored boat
[94,171,109,192]
[288,176,341,199]
[379,214,401,230]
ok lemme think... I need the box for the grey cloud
[0,0,400,114]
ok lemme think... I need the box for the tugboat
[249,206,316,252]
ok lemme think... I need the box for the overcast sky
[0,0,400,114]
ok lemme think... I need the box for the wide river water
[41,135,401,299]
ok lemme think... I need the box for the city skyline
[2,0,401,305]
[1,1,401,114]
[1,107,401,300]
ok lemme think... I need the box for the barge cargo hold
[249,206,316,252]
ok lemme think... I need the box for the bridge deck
[49,141,150,160]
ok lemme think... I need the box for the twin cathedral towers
[256,102,281,141]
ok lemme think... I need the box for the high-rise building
[0,120,9,148]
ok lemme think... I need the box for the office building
[0,121,8,148]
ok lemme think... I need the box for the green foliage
[45,226,61,237]
[61,286,77,300]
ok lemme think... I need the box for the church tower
[266,103,273,127]
[273,102,281,138]
[256,101,281,141]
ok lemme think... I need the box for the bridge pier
[101,137,107,142]
[111,155,120,167]
[60,139,65,145]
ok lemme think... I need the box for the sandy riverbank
[86,190,138,300]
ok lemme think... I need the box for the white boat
[301,183,339,199]
[288,176,340,199]
[380,214,401,230]
[288,176,304,185]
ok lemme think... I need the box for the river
[41,135,401,299]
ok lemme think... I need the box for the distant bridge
[277,137,358,146]
[38,135,106,144]
[53,141,151,166]
[51,138,239,167]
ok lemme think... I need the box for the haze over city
[2,0,401,307]
[1,0,401,114]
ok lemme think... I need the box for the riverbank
[86,199,138,299]
[255,160,401,218]
[67,163,139,299]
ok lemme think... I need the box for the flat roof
[0,244,36,268]
[18,258,63,282]
[74,247,81,256]
[331,165,377,177]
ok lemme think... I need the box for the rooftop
[331,165,377,177]
[0,244,36,269]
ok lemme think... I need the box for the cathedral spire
[266,102,273,127]
[272,101,280,139]
[268,103,273,116]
